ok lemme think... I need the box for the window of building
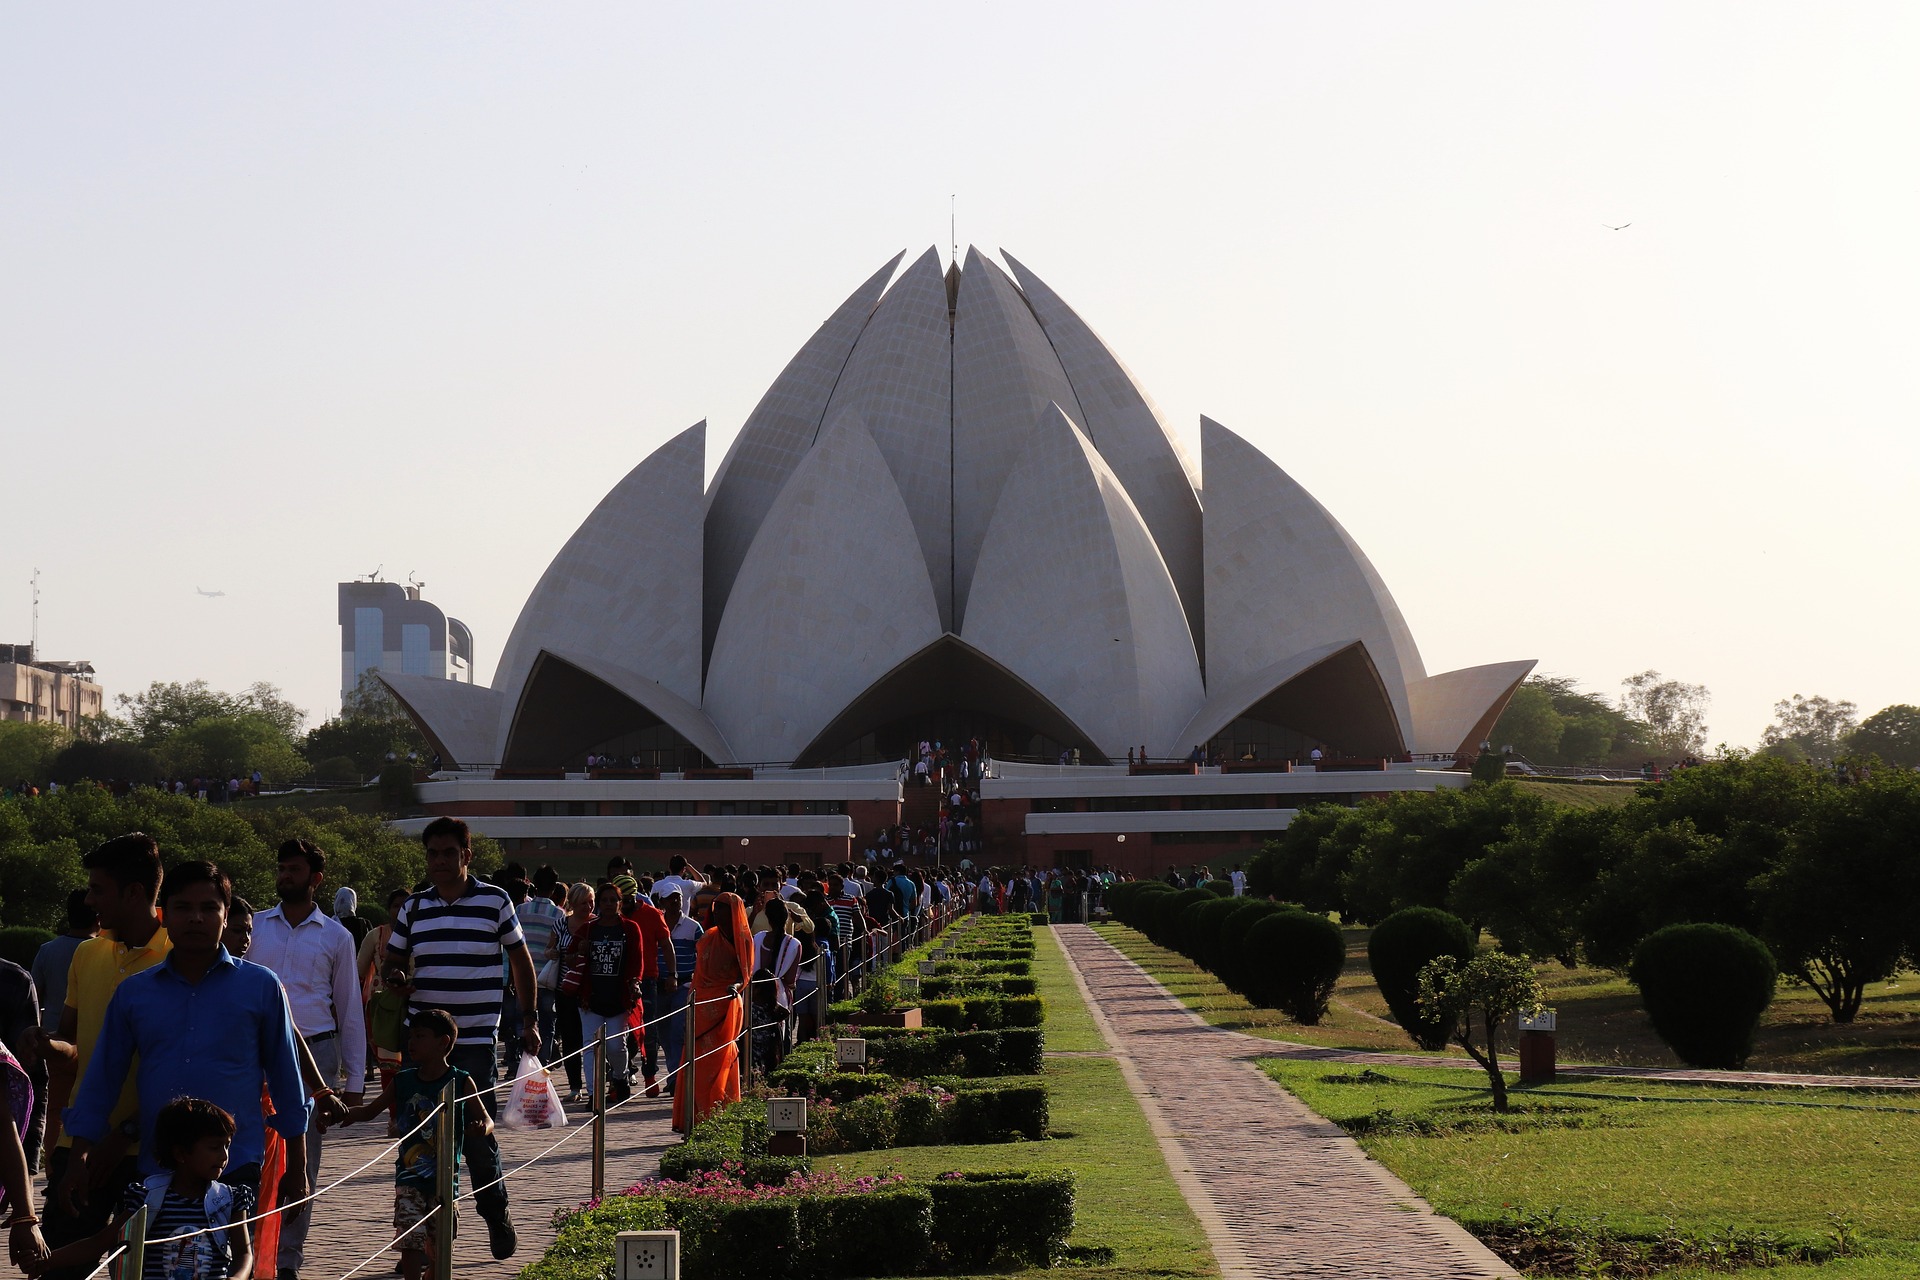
[555,837,612,850]
[794,799,847,816]
[353,607,383,680]
[630,836,722,851]
[1150,831,1251,845]
[1086,795,1173,812]
[1030,797,1079,814]
[616,800,699,816]
[517,800,600,817]
[400,623,433,676]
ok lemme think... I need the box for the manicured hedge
[920,973,1038,999]
[1178,896,1249,970]
[856,1026,1047,1077]
[1239,910,1345,1025]
[932,958,1032,977]
[1629,922,1778,1069]
[530,1170,1075,1280]
[1367,907,1477,1051]
[656,1101,811,1185]
[919,994,1045,1030]
[1215,900,1291,993]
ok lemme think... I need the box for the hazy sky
[3,4,1915,749]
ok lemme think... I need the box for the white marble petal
[1172,639,1404,756]
[818,248,956,630]
[703,253,902,657]
[950,248,1087,627]
[492,421,706,761]
[376,673,505,770]
[1001,251,1205,655]
[963,403,1204,759]
[1408,660,1538,758]
[1201,416,1425,740]
[704,411,945,764]
[511,647,736,766]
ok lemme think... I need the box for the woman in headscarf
[673,891,752,1133]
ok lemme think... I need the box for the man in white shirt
[651,854,703,907]
[1230,864,1247,897]
[249,838,366,1280]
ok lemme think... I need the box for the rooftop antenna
[29,568,39,655]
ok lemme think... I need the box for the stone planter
[842,1007,923,1029]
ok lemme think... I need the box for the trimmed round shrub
[1215,900,1290,993]
[1179,897,1248,971]
[1367,907,1477,1051]
[1628,923,1778,1069]
[1203,879,1236,898]
[1239,911,1346,1024]
[1109,882,1171,929]
[1147,888,1214,948]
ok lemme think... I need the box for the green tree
[1247,802,1375,915]
[1620,670,1710,760]
[158,714,308,785]
[1416,952,1544,1112]
[116,679,307,749]
[1846,704,1920,768]
[1489,681,1563,761]
[303,675,429,779]
[1760,693,1859,765]
[1753,769,1920,1022]
[0,722,69,788]
[1338,783,1549,926]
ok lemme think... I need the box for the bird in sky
[1604,222,1632,230]
[194,587,225,598]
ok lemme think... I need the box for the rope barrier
[142,1100,449,1246]
[77,1243,126,1280]
[87,896,971,1278]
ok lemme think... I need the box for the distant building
[338,581,472,703]
[0,644,104,730]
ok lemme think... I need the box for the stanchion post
[433,1075,458,1280]
[679,991,697,1141]
[591,1022,607,1201]
[119,1203,149,1280]
[741,984,755,1091]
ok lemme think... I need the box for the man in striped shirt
[386,817,537,1261]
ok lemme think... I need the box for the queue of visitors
[0,816,1156,1279]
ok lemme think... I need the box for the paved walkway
[255,1087,675,1279]
[1054,924,1519,1279]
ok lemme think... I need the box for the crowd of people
[0,809,1189,1280]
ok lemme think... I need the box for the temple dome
[386,249,1532,769]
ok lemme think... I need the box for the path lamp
[616,1230,681,1280]
[767,1096,808,1156]
[1518,1008,1557,1084]
[835,1036,868,1073]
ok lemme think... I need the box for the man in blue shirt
[63,860,310,1214]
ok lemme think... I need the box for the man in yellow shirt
[27,832,170,1280]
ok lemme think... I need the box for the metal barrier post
[591,1022,607,1201]
[433,1076,458,1280]
[118,1203,148,1280]
[679,992,696,1140]
[741,985,755,1091]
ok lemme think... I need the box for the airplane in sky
[194,587,225,598]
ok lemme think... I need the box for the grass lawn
[1513,779,1644,808]
[813,925,1216,1280]
[1094,921,1920,1077]
[1261,1059,1920,1277]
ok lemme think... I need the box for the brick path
[274,1087,677,1278]
[1054,924,1519,1279]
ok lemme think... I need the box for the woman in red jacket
[570,881,645,1106]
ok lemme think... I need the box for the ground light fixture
[615,1230,680,1280]
[835,1037,868,1067]
[768,1097,808,1132]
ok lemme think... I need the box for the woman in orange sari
[673,892,753,1133]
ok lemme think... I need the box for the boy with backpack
[34,1097,253,1280]
[331,1008,491,1280]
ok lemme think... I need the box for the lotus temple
[382,248,1532,875]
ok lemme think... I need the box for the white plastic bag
[500,1053,568,1130]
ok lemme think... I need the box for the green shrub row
[919,973,1037,998]
[918,993,1045,1030]
[656,1101,811,1185]
[527,1170,1075,1280]
[852,1026,1046,1077]
[811,1082,1050,1149]
[1107,882,1346,1024]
